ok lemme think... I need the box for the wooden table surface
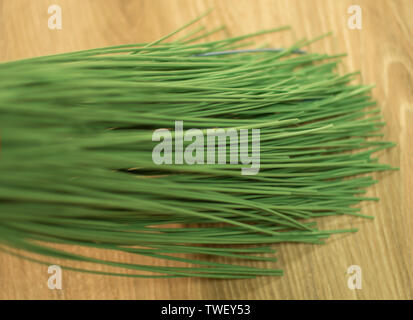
[0,0,412,300]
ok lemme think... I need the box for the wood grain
[0,0,412,300]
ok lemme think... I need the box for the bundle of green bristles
[0,13,395,279]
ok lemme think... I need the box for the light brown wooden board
[0,0,411,300]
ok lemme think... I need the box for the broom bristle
[0,18,395,278]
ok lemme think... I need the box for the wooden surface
[0,0,412,300]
